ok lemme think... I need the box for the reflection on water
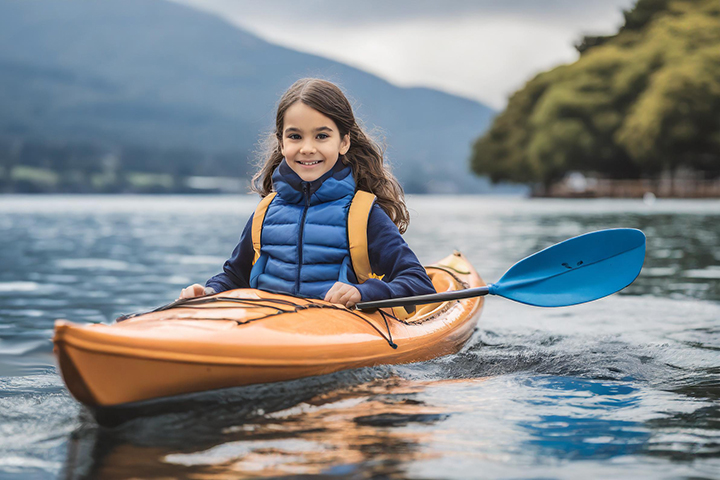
[518,377,649,460]
[67,377,447,479]
[0,195,719,479]
[522,415,649,460]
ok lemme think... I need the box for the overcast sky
[170,0,636,109]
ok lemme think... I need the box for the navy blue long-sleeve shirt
[205,203,436,302]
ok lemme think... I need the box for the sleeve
[353,204,437,302]
[205,213,255,293]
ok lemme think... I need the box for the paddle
[355,228,646,310]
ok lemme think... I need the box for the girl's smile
[281,102,350,182]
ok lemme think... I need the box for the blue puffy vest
[249,161,358,299]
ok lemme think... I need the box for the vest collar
[273,158,354,205]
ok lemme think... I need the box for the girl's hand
[324,282,361,308]
[179,284,215,300]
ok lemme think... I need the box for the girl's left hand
[324,282,361,308]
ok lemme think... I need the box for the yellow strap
[348,190,376,283]
[251,192,276,265]
[348,192,413,320]
[391,306,414,321]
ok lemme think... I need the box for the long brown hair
[251,78,410,233]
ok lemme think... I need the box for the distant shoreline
[534,176,720,199]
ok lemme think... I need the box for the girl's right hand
[179,284,215,300]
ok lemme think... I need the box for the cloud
[169,0,636,108]
[172,0,634,26]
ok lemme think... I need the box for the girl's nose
[300,142,316,154]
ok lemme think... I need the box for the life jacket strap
[347,190,376,283]
[251,192,276,266]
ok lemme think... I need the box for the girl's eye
[317,133,329,139]
[288,134,301,140]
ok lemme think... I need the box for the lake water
[0,195,718,479]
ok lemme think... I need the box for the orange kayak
[53,252,485,407]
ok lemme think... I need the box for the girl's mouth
[297,160,323,166]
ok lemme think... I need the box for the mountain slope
[0,0,495,193]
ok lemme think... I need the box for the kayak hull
[53,252,484,407]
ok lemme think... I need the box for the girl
[180,78,435,308]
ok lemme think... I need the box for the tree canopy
[471,0,720,186]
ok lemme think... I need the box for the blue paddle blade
[488,229,646,307]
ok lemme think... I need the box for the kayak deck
[53,252,484,407]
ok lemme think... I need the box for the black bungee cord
[116,295,399,349]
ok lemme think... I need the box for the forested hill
[471,0,720,187]
[0,0,494,193]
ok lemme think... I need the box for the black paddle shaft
[356,285,490,310]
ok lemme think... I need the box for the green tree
[471,0,720,185]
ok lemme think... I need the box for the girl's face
[281,102,350,182]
